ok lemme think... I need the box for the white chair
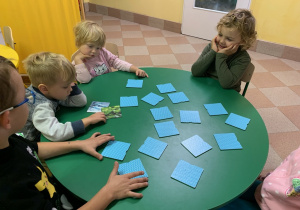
[3,26,15,49]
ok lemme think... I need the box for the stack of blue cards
[118,158,148,178]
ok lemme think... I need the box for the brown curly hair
[217,9,257,50]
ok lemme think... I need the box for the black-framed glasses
[0,90,36,115]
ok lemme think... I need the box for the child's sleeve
[191,43,216,77]
[102,48,132,71]
[60,84,87,107]
[72,61,92,83]
[32,103,85,141]
[215,51,250,88]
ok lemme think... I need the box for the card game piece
[118,158,148,178]
[120,96,138,107]
[168,92,189,104]
[156,83,176,93]
[101,105,122,119]
[214,133,243,150]
[150,106,173,121]
[225,113,250,130]
[141,92,164,106]
[204,103,228,116]
[181,135,212,157]
[102,140,131,160]
[180,110,201,123]
[154,121,179,138]
[87,101,110,112]
[126,79,143,88]
[171,160,203,188]
[138,137,168,159]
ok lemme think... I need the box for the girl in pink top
[255,146,300,210]
[72,20,148,83]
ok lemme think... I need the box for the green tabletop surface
[42,67,269,210]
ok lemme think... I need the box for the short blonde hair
[74,20,106,48]
[23,52,76,87]
[217,9,257,50]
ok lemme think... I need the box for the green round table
[42,67,268,210]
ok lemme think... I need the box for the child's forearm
[129,65,138,73]
[37,140,82,159]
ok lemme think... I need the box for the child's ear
[0,111,12,130]
[38,84,48,94]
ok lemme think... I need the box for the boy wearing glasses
[0,56,148,209]
[21,52,107,142]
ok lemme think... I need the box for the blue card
[126,79,143,88]
[120,96,138,107]
[180,110,201,123]
[181,135,212,157]
[225,113,250,130]
[138,137,168,159]
[141,92,164,106]
[171,160,203,188]
[214,133,242,150]
[168,92,189,104]
[101,140,131,160]
[154,121,179,138]
[150,106,173,121]
[156,83,176,93]
[118,158,148,178]
[204,103,228,116]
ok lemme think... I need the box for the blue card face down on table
[171,160,204,188]
[118,158,148,178]
[181,135,212,157]
[141,92,164,106]
[156,83,176,93]
[120,96,138,107]
[101,140,131,160]
[138,137,168,159]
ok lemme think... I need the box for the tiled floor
[86,12,300,176]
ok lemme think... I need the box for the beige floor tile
[251,72,285,88]
[248,51,277,60]
[257,59,294,72]
[142,30,164,37]
[186,36,210,44]
[121,25,141,31]
[124,46,149,55]
[165,37,189,45]
[244,89,275,109]
[289,86,300,97]
[86,12,102,17]
[102,20,121,26]
[106,38,123,47]
[261,145,283,176]
[125,55,153,67]
[102,25,121,32]
[192,43,208,55]
[105,31,123,39]
[260,87,300,106]
[281,58,300,70]
[278,106,300,130]
[161,30,183,37]
[150,54,178,65]
[170,44,197,54]
[272,71,300,86]
[174,53,200,64]
[154,64,182,70]
[147,45,173,54]
[140,25,160,31]
[123,38,146,46]
[180,64,193,72]
[269,131,300,159]
[145,37,168,45]
[251,60,268,73]
[257,107,299,133]
[122,31,143,38]
[120,19,138,25]
[102,15,119,20]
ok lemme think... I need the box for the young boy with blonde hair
[0,56,148,209]
[21,52,106,141]
[72,20,148,83]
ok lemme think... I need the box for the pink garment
[73,47,132,83]
[255,146,300,210]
